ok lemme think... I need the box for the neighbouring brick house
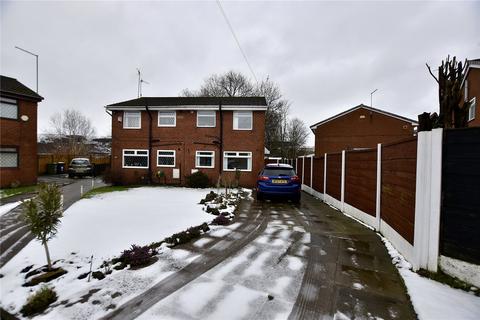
[0,75,43,187]
[310,104,417,155]
[106,97,267,187]
[462,58,479,127]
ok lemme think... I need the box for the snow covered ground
[0,187,240,319]
[0,201,22,217]
[381,237,480,319]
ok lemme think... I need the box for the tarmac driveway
[104,192,416,320]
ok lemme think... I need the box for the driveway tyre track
[102,201,270,320]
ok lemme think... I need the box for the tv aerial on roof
[137,68,150,98]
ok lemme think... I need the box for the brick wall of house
[0,99,38,187]
[110,109,265,187]
[313,107,416,155]
[465,68,480,127]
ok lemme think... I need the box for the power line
[216,0,258,84]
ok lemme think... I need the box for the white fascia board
[106,105,267,111]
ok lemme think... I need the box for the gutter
[219,101,223,180]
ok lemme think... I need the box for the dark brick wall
[0,99,38,187]
[110,109,265,187]
[314,107,416,155]
[465,68,480,127]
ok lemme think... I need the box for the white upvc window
[122,149,149,168]
[197,110,216,127]
[233,111,253,130]
[123,111,141,129]
[0,97,18,120]
[223,151,252,171]
[0,147,18,168]
[468,97,476,121]
[158,111,176,127]
[157,150,175,167]
[196,151,215,168]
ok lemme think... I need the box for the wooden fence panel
[297,158,303,183]
[381,138,417,244]
[313,157,324,193]
[441,127,480,264]
[345,149,377,216]
[326,153,342,200]
[304,157,311,186]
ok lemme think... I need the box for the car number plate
[272,179,288,184]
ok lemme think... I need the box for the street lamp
[15,46,38,93]
[370,89,378,108]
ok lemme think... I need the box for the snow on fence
[293,129,446,273]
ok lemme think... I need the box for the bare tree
[286,117,310,159]
[426,56,468,128]
[49,109,96,156]
[180,71,290,152]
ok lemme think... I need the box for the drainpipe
[145,102,153,184]
[219,101,223,179]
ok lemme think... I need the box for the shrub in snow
[205,191,217,202]
[91,271,105,280]
[22,183,63,271]
[164,224,209,246]
[20,286,57,317]
[120,245,158,267]
[186,171,210,188]
[211,215,231,226]
[206,206,220,215]
[24,267,67,287]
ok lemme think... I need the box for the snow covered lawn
[0,186,244,319]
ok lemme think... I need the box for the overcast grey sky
[1,1,479,145]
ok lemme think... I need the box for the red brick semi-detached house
[461,58,480,127]
[0,75,43,187]
[310,104,417,155]
[105,97,267,187]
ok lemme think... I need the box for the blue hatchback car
[256,163,301,203]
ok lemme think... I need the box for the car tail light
[258,176,269,181]
[290,175,300,182]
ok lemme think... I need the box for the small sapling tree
[22,184,63,270]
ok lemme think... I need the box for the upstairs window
[223,151,252,171]
[157,150,175,167]
[0,147,18,168]
[468,97,476,121]
[233,111,253,130]
[197,111,216,127]
[196,151,214,168]
[0,97,18,120]
[123,111,141,129]
[158,111,176,127]
[122,149,148,168]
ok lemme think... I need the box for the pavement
[0,175,106,268]
[103,192,416,320]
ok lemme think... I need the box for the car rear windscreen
[262,168,295,176]
[71,159,89,165]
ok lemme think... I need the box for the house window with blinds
[123,111,141,129]
[0,147,18,168]
[0,97,18,120]
[157,150,175,167]
[122,149,148,168]
[223,151,252,171]
[158,111,176,127]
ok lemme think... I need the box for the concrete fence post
[413,128,443,272]
[310,155,314,188]
[341,150,346,212]
[323,153,327,200]
[302,156,305,185]
[376,144,382,231]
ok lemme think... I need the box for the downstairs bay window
[223,151,252,171]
